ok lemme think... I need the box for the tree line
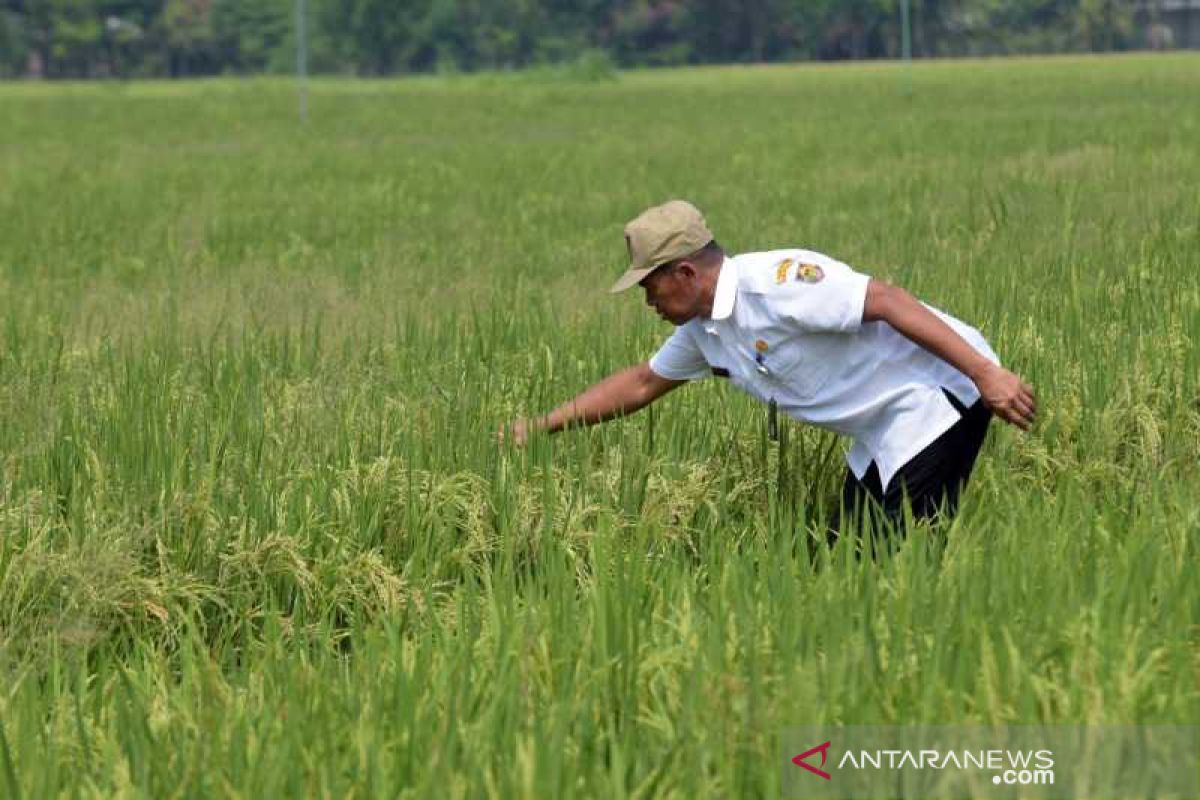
[0,0,1146,79]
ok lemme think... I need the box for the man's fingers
[1007,405,1031,430]
[501,420,533,447]
[1014,394,1036,421]
[1010,398,1035,429]
[497,422,525,446]
[1020,384,1037,412]
[987,397,1031,431]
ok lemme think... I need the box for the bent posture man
[508,200,1035,532]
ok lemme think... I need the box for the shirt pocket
[757,335,838,401]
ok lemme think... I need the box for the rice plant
[0,54,1197,797]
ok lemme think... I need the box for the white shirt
[648,250,1000,491]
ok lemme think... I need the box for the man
[506,200,1035,533]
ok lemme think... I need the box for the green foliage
[0,9,29,76]
[209,0,292,74]
[0,0,1166,79]
[0,54,1198,795]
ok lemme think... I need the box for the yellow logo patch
[774,258,794,284]
[796,263,825,284]
[754,339,769,353]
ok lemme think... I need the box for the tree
[159,0,214,75]
[0,0,1165,78]
[0,5,31,76]
[1076,0,1133,51]
[210,0,289,73]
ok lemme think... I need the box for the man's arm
[863,279,1037,430]
[503,362,686,445]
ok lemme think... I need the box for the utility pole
[296,0,308,122]
[900,0,913,96]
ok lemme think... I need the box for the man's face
[640,262,700,326]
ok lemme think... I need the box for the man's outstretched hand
[497,418,534,447]
[973,363,1037,431]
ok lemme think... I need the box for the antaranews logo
[783,725,1198,800]
[792,741,832,780]
[791,741,1056,786]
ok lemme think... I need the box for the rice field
[0,53,1197,798]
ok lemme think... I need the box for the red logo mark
[792,741,832,780]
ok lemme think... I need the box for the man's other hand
[973,363,1037,431]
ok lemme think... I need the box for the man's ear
[674,260,699,280]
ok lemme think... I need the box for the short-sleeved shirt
[648,250,1000,491]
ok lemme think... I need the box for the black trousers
[833,389,992,539]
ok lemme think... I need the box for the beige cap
[610,200,714,293]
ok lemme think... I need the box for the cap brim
[609,266,655,294]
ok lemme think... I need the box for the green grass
[0,53,1197,798]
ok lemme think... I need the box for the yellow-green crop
[0,54,1197,798]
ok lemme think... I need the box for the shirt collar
[709,257,738,323]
